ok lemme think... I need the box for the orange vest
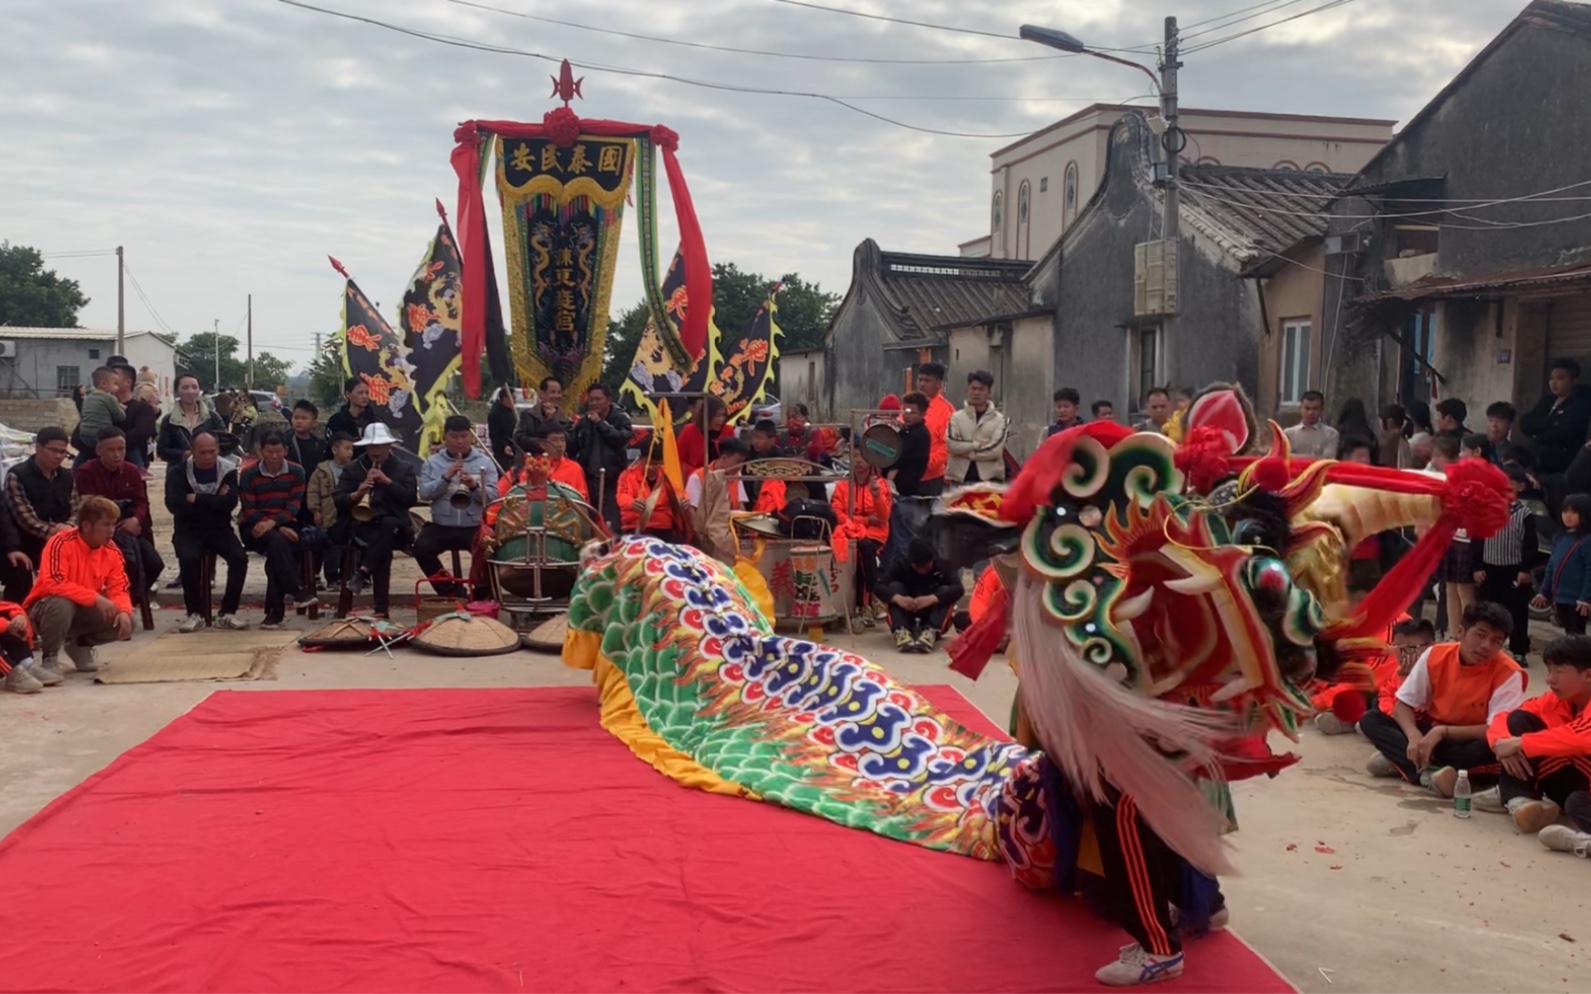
[1423,643,1524,726]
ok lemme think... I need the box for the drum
[486,483,593,604]
[734,514,785,539]
[787,543,839,624]
[860,422,903,469]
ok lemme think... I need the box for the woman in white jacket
[945,369,1010,486]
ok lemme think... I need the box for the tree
[174,331,287,392]
[772,273,839,353]
[601,301,652,409]
[306,338,347,408]
[0,241,89,327]
[250,352,294,391]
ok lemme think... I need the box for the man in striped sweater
[238,430,318,628]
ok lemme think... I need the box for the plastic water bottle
[1453,770,1472,818]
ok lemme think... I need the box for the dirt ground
[2,490,1586,992]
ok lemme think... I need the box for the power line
[442,0,1071,65]
[1181,176,1591,222]
[120,262,181,338]
[1180,0,1308,30]
[766,0,1156,53]
[1179,176,1591,205]
[275,0,1042,138]
[40,249,118,259]
[1185,0,1360,54]
[1180,0,1316,42]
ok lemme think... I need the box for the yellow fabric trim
[563,627,756,799]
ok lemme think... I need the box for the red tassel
[947,586,1009,681]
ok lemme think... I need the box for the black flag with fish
[398,201,465,412]
[330,256,423,451]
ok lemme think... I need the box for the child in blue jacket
[1534,493,1591,635]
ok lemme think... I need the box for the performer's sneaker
[259,617,287,631]
[1095,943,1184,986]
[1365,752,1398,778]
[215,614,250,632]
[1313,712,1354,735]
[177,615,207,634]
[1169,905,1230,934]
[1510,798,1561,834]
[1539,825,1591,857]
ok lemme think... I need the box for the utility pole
[115,246,125,354]
[246,293,254,391]
[213,317,220,393]
[1159,16,1183,389]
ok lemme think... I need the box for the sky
[0,0,1533,372]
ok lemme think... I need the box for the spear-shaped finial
[435,198,448,222]
[328,255,350,279]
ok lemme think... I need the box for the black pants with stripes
[1090,788,1181,957]
[1498,709,1591,830]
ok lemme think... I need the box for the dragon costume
[561,385,1510,977]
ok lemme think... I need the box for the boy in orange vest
[1359,601,1525,797]
[1486,633,1591,847]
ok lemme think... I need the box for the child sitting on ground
[1486,633,1591,852]
[1363,618,1437,776]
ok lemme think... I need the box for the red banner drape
[450,115,711,398]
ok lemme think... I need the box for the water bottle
[1453,770,1472,818]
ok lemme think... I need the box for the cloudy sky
[2,0,1531,371]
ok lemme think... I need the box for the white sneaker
[1314,712,1353,735]
[1366,752,1398,778]
[1473,786,1506,814]
[214,614,250,631]
[1539,825,1591,857]
[1095,943,1184,987]
[177,615,207,634]
[1510,797,1562,834]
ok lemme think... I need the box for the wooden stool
[295,549,321,620]
[132,584,156,632]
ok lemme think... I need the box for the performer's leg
[1091,791,1181,959]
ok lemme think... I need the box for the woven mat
[95,630,299,684]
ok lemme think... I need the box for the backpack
[776,498,837,539]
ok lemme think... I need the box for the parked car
[750,395,781,425]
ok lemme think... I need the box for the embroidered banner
[398,207,463,409]
[710,288,782,423]
[338,274,423,450]
[623,248,717,420]
[496,134,634,408]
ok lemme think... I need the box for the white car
[0,422,35,486]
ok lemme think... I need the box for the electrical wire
[1184,0,1359,53]
[766,0,1157,53]
[1179,0,1317,42]
[1176,176,1591,221]
[275,0,1042,138]
[121,262,181,338]
[442,0,1072,65]
[1178,176,1591,205]
[40,249,118,259]
[1180,0,1308,30]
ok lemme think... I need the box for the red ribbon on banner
[450,116,711,398]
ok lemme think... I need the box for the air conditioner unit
[1324,232,1363,256]
[1133,240,1179,317]
[0,340,17,359]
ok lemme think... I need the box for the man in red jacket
[1488,634,1591,851]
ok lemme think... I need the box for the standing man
[1283,390,1340,458]
[238,430,319,629]
[1048,388,1087,437]
[334,423,419,619]
[570,383,632,532]
[946,370,1009,487]
[914,362,955,497]
[1434,398,1469,435]
[415,415,498,600]
[19,497,131,684]
[112,362,157,469]
[1522,358,1591,512]
[881,392,932,574]
[167,431,250,633]
[73,426,164,599]
[517,376,575,439]
[5,426,79,596]
[1135,388,1175,435]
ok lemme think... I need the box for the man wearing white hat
[332,422,418,618]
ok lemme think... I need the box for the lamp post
[1021,19,1183,395]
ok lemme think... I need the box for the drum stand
[491,525,556,631]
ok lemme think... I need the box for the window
[991,191,1003,232]
[1279,319,1311,406]
[56,365,81,397]
[1017,180,1032,258]
[1063,163,1079,226]
[806,360,816,404]
[1039,176,1048,193]
[1018,181,1030,223]
[1136,326,1163,408]
[87,348,101,360]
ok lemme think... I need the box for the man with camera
[415,415,498,600]
[334,423,418,619]
[73,426,164,600]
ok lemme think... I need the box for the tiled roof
[1358,260,1591,302]
[0,327,163,341]
[1180,164,1352,254]
[875,251,1033,336]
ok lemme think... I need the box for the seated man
[1487,633,1591,848]
[416,415,498,600]
[20,496,133,684]
[876,537,964,654]
[617,442,684,543]
[686,437,750,564]
[541,423,589,501]
[334,422,419,618]
[830,456,890,627]
[1359,601,1525,797]
[73,426,164,599]
[238,430,319,629]
[0,601,41,695]
[5,425,78,601]
[166,430,250,633]
[953,565,1005,634]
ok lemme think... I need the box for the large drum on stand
[484,482,595,621]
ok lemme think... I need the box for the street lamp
[1021,19,1184,396]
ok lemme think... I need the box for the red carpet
[0,685,1293,993]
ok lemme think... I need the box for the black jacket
[1521,385,1591,474]
[286,430,328,477]
[156,407,227,465]
[487,403,519,471]
[165,458,240,534]
[876,556,964,606]
[570,407,633,491]
[326,403,378,442]
[333,453,419,533]
[891,422,931,498]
